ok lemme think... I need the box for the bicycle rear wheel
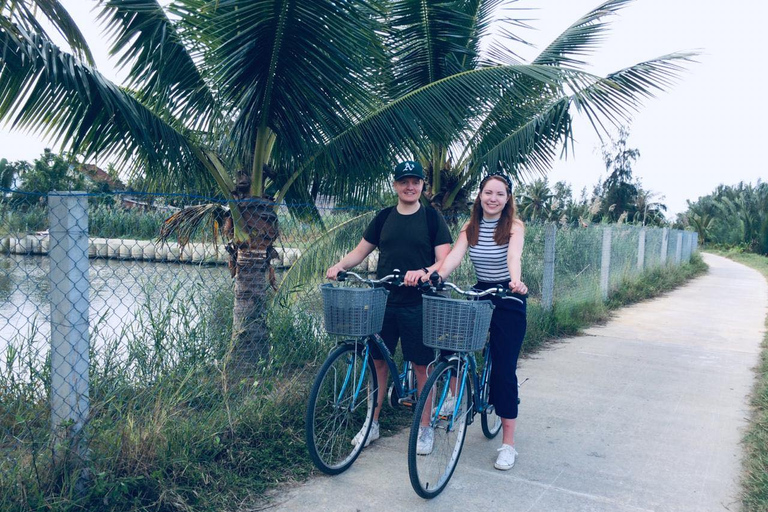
[408,359,470,499]
[480,357,502,439]
[306,343,378,475]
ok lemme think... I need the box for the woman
[434,172,528,470]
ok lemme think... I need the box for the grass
[0,230,708,511]
[519,253,708,354]
[706,249,768,511]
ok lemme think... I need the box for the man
[326,160,452,452]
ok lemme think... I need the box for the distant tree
[518,179,554,222]
[633,187,667,226]
[0,158,28,190]
[682,181,768,253]
[14,149,85,198]
[599,127,640,222]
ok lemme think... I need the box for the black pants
[474,281,527,419]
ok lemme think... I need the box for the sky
[1,0,766,217]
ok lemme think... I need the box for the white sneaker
[416,426,434,455]
[439,394,456,417]
[494,444,517,470]
[352,420,379,448]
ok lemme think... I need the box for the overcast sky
[1,0,766,217]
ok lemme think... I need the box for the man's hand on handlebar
[326,264,345,281]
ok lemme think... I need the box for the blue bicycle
[305,270,418,474]
[408,275,523,498]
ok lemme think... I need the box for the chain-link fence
[0,189,698,508]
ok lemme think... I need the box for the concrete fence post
[600,227,612,301]
[542,223,556,311]
[637,227,646,272]
[48,192,90,471]
[692,232,699,253]
[675,231,683,265]
[660,228,669,265]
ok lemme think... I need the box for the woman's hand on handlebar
[508,279,528,295]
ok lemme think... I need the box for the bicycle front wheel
[408,360,470,499]
[480,357,502,439]
[306,343,378,475]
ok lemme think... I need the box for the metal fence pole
[542,223,556,311]
[600,227,612,301]
[637,227,646,272]
[660,228,669,265]
[675,231,683,265]
[48,192,90,469]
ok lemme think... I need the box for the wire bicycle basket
[320,284,389,336]
[422,294,494,352]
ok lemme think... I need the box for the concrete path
[270,253,767,512]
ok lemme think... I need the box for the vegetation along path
[268,253,767,511]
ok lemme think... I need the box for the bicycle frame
[339,333,418,410]
[431,346,494,431]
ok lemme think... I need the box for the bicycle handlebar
[336,269,402,287]
[421,271,526,303]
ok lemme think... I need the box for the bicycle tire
[407,360,470,499]
[306,343,378,475]
[480,357,502,439]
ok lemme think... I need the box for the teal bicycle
[305,270,418,475]
[408,274,523,498]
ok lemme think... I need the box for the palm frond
[158,202,229,248]
[2,0,95,64]
[387,0,478,94]
[271,210,375,308]
[203,0,386,161]
[0,25,217,193]
[534,0,632,68]
[97,0,219,131]
[570,51,697,137]
[473,96,573,179]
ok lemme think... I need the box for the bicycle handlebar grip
[336,270,347,282]
[429,271,441,286]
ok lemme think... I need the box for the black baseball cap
[394,160,424,181]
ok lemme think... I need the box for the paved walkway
[269,254,767,511]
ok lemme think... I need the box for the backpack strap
[371,206,395,246]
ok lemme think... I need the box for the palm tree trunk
[231,197,278,365]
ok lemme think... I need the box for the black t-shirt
[363,205,452,306]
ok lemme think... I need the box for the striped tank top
[468,218,510,282]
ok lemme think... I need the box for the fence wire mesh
[1,189,698,508]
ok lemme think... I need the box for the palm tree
[0,0,694,361]
[634,188,667,226]
[518,179,554,223]
[383,0,693,218]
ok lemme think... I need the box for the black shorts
[371,303,435,366]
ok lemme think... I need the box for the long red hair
[465,175,519,246]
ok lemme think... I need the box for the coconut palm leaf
[2,0,94,64]
[200,0,387,170]
[271,210,375,307]
[158,202,229,248]
[0,25,218,193]
[533,0,632,68]
[96,0,220,130]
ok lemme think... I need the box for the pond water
[1,254,232,356]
